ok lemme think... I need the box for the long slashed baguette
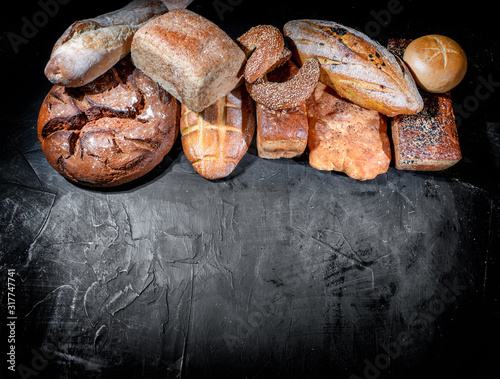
[284,19,423,117]
[44,0,168,87]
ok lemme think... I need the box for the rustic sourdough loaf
[38,59,179,187]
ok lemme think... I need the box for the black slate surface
[1,1,499,378]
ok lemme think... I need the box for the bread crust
[131,9,246,112]
[38,59,179,187]
[284,19,423,117]
[237,25,285,83]
[389,38,461,171]
[45,0,167,87]
[256,61,308,159]
[180,85,255,180]
[403,34,467,93]
[306,83,391,180]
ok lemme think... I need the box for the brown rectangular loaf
[180,85,255,180]
[388,38,462,171]
[256,61,308,159]
[131,9,246,112]
[306,83,391,181]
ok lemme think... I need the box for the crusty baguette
[44,0,167,87]
[283,19,423,117]
[180,85,255,180]
[131,9,246,112]
[306,83,391,180]
[256,61,308,159]
[388,38,462,171]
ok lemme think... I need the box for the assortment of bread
[38,0,467,186]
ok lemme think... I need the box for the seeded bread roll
[38,59,180,187]
[131,9,247,112]
[284,19,423,117]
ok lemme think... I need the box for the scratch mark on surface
[387,181,415,210]
[257,166,285,181]
[483,199,494,298]
[24,190,56,268]
[25,284,76,317]
[53,351,106,372]
[311,235,361,266]
[180,263,195,379]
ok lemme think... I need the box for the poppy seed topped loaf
[388,38,462,171]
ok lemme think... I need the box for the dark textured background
[1,1,499,378]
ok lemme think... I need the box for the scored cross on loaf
[180,86,255,180]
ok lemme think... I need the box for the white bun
[403,34,467,93]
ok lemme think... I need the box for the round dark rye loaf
[38,59,179,187]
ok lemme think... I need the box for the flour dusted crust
[38,59,179,187]
[131,9,247,113]
[284,19,423,117]
[45,0,167,87]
